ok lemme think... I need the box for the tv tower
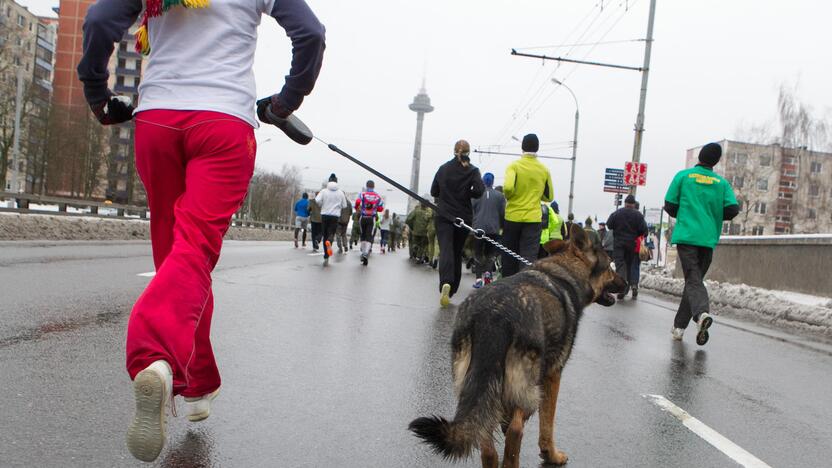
[408,80,434,212]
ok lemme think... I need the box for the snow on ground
[640,268,832,342]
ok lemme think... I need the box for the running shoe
[361,255,368,266]
[696,313,713,346]
[473,279,484,289]
[325,241,333,258]
[440,284,451,307]
[671,328,684,341]
[294,239,298,248]
[184,387,220,422]
[127,360,172,462]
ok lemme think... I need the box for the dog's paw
[539,448,568,465]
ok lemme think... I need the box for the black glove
[90,92,134,125]
[256,95,313,145]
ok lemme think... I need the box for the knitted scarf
[135,0,210,55]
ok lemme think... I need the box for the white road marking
[643,394,772,468]
[137,271,156,277]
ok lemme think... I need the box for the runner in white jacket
[315,174,348,262]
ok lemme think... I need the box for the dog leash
[313,136,534,267]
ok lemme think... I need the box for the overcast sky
[22,0,832,218]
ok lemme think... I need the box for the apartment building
[686,140,832,235]
[52,0,144,202]
[0,0,56,193]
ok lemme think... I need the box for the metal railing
[0,191,294,231]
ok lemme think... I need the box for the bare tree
[245,165,302,223]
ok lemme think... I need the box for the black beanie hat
[328,173,337,182]
[625,194,636,205]
[698,143,722,167]
[522,134,539,153]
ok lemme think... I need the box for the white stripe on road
[643,394,772,468]
[137,271,156,277]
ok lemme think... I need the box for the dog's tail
[408,317,512,461]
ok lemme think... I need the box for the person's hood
[327,181,339,191]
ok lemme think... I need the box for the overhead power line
[513,38,645,50]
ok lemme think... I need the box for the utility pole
[7,67,24,207]
[629,0,657,196]
[552,78,579,217]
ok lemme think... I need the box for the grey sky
[22,0,832,217]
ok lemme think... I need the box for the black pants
[359,216,375,243]
[613,243,639,287]
[674,244,714,329]
[321,215,339,258]
[473,234,499,279]
[436,218,468,296]
[501,221,542,278]
[310,221,322,250]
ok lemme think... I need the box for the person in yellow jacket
[538,201,565,258]
[501,133,554,276]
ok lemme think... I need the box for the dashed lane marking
[643,394,772,468]
[137,272,156,277]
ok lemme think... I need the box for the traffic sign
[624,161,647,186]
[604,167,628,193]
[603,186,629,194]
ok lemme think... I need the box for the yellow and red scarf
[135,0,210,55]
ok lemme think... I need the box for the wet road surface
[1,241,830,467]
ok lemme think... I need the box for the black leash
[314,137,533,267]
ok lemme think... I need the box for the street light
[551,78,579,217]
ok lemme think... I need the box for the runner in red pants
[77,0,324,461]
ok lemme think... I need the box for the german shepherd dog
[409,226,626,467]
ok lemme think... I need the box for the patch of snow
[640,271,832,341]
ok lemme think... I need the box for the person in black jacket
[606,194,648,299]
[430,140,485,307]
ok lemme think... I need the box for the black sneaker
[696,313,713,346]
[632,287,639,299]
[361,255,368,266]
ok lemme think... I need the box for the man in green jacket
[664,142,739,346]
[501,133,554,276]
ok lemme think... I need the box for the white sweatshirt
[315,182,349,216]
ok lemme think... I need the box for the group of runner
[292,178,406,265]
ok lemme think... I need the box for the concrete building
[0,0,56,193]
[686,140,832,235]
[51,0,144,202]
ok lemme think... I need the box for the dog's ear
[569,224,591,251]
[543,239,568,254]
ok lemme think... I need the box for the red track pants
[127,110,255,397]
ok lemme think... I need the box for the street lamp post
[552,78,579,217]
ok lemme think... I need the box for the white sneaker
[696,313,713,346]
[184,387,220,422]
[671,328,685,341]
[127,360,172,462]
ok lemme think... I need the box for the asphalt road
[0,241,830,467]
